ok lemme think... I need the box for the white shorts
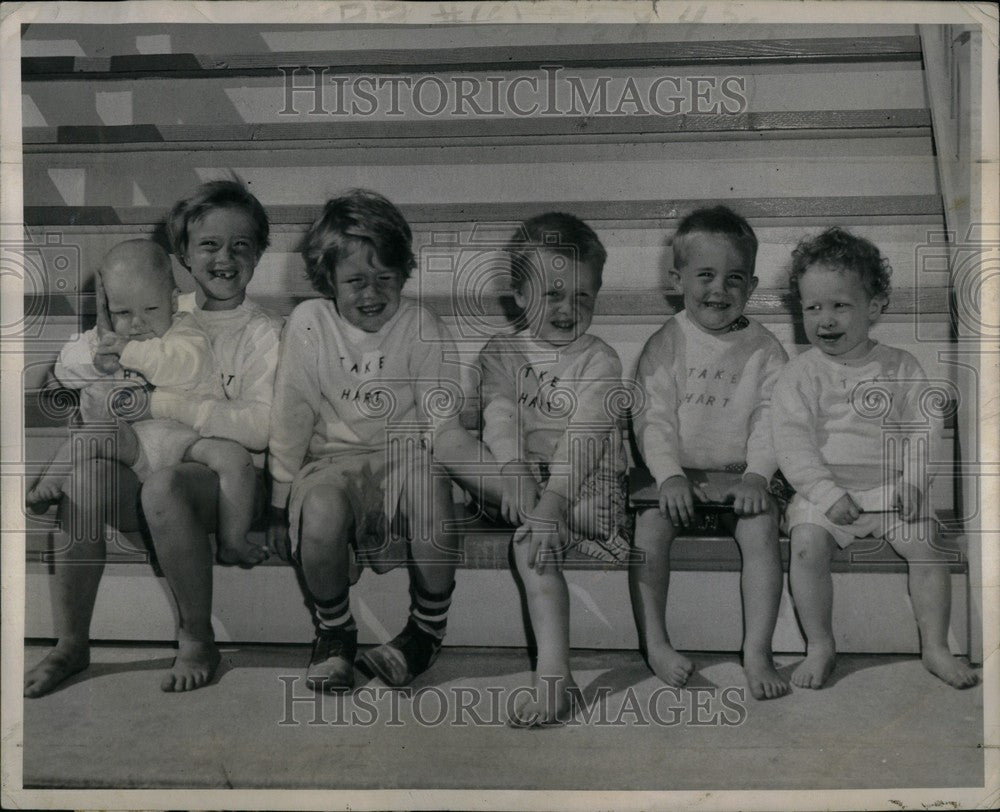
[131,419,199,482]
[784,490,932,549]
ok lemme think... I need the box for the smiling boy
[630,206,789,700]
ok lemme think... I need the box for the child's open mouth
[702,300,731,310]
[358,304,385,317]
[550,319,575,332]
[210,269,238,281]
[818,332,844,344]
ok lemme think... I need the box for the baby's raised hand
[96,329,129,357]
[726,473,771,516]
[658,475,697,527]
[499,460,540,525]
[93,352,122,375]
[513,490,569,573]
[896,482,922,521]
[825,493,861,525]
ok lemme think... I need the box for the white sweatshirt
[268,297,462,508]
[54,313,219,397]
[633,310,787,488]
[772,342,938,513]
[148,298,282,453]
[479,331,625,500]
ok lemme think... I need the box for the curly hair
[671,205,758,271]
[506,211,607,293]
[167,174,270,263]
[300,189,415,298]
[789,227,892,309]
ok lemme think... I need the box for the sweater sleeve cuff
[811,482,848,515]
[648,459,685,490]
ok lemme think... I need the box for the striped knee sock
[313,590,356,635]
[409,580,455,640]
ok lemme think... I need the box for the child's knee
[790,530,835,568]
[635,507,677,545]
[300,487,351,542]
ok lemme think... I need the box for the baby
[631,206,790,700]
[26,239,263,567]
[774,226,978,689]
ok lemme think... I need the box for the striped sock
[313,590,356,634]
[409,580,455,640]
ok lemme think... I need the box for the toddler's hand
[93,352,121,375]
[726,473,771,516]
[266,505,291,562]
[825,493,861,525]
[499,460,540,525]
[658,475,698,527]
[96,328,129,358]
[513,490,569,574]
[896,483,922,521]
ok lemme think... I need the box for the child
[24,239,264,568]
[479,212,631,727]
[24,177,281,698]
[631,206,790,701]
[774,227,978,689]
[268,189,486,693]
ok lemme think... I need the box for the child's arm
[894,355,939,520]
[542,347,622,509]
[772,370,857,522]
[53,329,108,388]
[632,334,702,525]
[730,342,789,515]
[149,316,280,452]
[116,317,213,389]
[477,341,538,523]
[266,311,320,558]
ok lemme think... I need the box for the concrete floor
[21,643,984,792]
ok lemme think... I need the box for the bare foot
[24,644,89,697]
[643,641,695,688]
[25,476,65,515]
[922,645,979,689]
[160,636,221,692]
[217,535,267,568]
[791,641,836,689]
[743,652,790,700]
[508,674,579,728]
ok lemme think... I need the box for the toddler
[479,212,631,726]
[25,239,263,567]
[631,206,790,700]
[774,227,978,689]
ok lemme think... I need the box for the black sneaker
[305,627,358,693]
[356,619,442,687]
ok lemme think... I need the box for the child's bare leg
[143,463,222,692]
[789,524,837,688]
[886,523,978,688]
[732,505,789,700]
[299,484,357,692]
[184,438,263,567]
[509,537,576,726]
[25,459,141,697]
[360,464,458,687]
[27,421,140,513]
[629,507,693,686]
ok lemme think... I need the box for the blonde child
[774,227,978,689]
[24,178,281,697]
[631,206,789,701]
[268,189,489,693]
[479,212,631,727]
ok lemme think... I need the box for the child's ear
[512,285,528,311]
[171,288,179,314]
[667,268,682,290]
[748,274,759,295]
[868,294,888,321]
